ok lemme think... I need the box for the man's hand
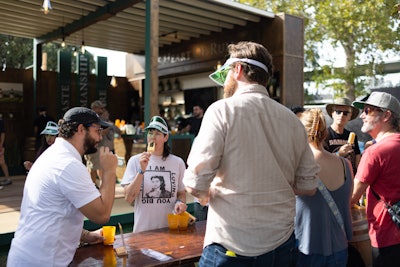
[337,143,354,157]
[99,146,118,176]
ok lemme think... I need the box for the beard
[83,132,99,155]
[361,114,381,133]
[223,75,237,98]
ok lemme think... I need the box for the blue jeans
[296,248,348,267]
[199,233,296,267]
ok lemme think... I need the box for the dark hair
[58,119,80,139]
[162,136,171,160]
[35,136,52,159]
[227,41,273,86]
[290,106,305,115]
[151,175,166,191]
[192,103,205,111]
[37,106,46,112]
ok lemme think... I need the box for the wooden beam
[36,0,142,44]
[144,0,159,125]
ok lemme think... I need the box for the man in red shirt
[351,91,400,267]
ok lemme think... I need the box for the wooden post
[144,0,159,125]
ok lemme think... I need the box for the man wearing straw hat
[325,97,361,173]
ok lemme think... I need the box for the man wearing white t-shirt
[7,107,118,267]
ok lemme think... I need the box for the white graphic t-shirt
[121,153,186,233]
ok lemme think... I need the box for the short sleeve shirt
[8,138,100,266]
[121,153,186,233]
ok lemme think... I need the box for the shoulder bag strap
[370,186,394,208]
[370,187,381,201]
[318,180,346,235]
[317,157,347,236]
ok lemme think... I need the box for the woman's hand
[139,152,151,172]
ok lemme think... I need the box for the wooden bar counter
[70,221,206,267]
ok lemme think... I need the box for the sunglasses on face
[363,106,383,115]
[334,110,350,116]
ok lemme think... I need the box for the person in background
[180,104,209,220]
[363,139,376,151]
[324,97,361,174]
[296,108,353,267]
[7,107,117,267]
[351,92,400,267]
[121,116,187,233]
[85,100,118,187]
[0,114,10,188]
[24,121,59,171]
[183,41,319,267]
[290,105,306,118]
[33,106,55,151]
[159,108,170,130]
[179,104,204,136]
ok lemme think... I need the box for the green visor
[209,57,269,86]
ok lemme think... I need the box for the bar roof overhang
[1,0,275,122]
[0,0,274,54]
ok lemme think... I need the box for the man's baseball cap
[63,107,112,128]
[352,92,400,117]
[145,116,169,134]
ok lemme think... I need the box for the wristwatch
[139,169,145,175]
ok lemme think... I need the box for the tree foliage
[236,0,400,100]
[0,34,95,73]
[0,35,33,70]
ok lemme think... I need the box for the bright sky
[86,46,127,77]
[305,41,400,96]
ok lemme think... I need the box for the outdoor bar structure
[0,0,304,173]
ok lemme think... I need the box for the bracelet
[175,199,183,204]
[139,169,145,175]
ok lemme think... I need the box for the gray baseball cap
[352,92,400,117]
